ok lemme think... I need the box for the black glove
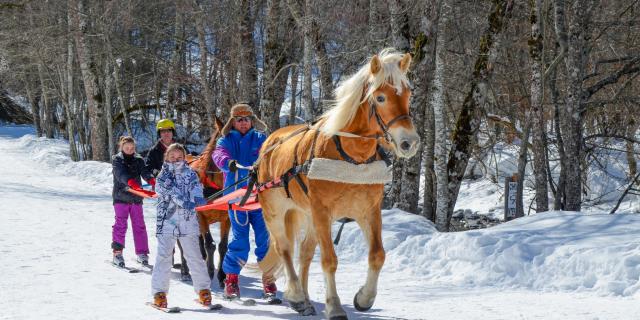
[228,160,238,172]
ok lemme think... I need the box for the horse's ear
[370,55,381,75]
[399,53,412,73]
[215,115,224,132]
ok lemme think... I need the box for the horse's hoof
[353,288,374,311]
[289,300,316,316]
[301,304,316,316]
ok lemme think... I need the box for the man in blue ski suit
[211,103,277,300]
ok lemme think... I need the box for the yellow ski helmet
[156,119,175,131]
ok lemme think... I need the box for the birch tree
[529,0,549,212]
[70,0,109,161]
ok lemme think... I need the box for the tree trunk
[388,0,410,52]
[562,0,595,211]
[112,60,132,136]
[65,19,79,161]
[104,61,115,156]
[397,2,437,214]
[70,0,109,162]
[289,64,300,125]
[368,0,387,51]
[385,0,412,208]
[193,0,215,128]
[167,0,185,118]
[288,0,315,120]
[529,0,549,212]
[516,121,532,218]
[262,0,296,131]
[302,0,315,120]
[423,88,436,222]
[432,0,452,231]
[238,0,259,113]
[312,22,333,112]
[445,0,513,229]
[24,77,42,137]
[37,63,55,138]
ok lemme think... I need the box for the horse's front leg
[312,209,347,320]
[353,208,385,312]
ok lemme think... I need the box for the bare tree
[529,0,549,212]
[70,0,109,161]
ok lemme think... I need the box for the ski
[146,302,180,313]
[263,293,282,305]
[214,292,256,306]
[133,259,153,271]
[193,299,223,311]
[105,260,140,273]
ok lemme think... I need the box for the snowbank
[12,134,113,192]
[335,209,640,298]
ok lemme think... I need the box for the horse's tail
[256,237,284,281]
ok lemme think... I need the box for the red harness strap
[202,174,221,190]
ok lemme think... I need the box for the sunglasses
[234,116,251,123]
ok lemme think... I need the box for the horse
[256,48,420,319]
[184,116,230,288]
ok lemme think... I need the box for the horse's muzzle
[390,128,420,158]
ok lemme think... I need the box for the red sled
[196,187,260,211]
[128,188,157,199]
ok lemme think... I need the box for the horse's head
[366,51,420,158]
[321,48,420,159]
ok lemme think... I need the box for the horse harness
[238,101,409,206]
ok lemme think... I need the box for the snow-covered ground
[1,124,639,320]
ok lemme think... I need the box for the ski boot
[198,289,212,306]
[113,250,125,267]
[223,274,240,299]
[153,292,168,308]
[262,275,281,304]
[136,253,149,266]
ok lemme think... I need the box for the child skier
[150,143,212,308]
[111,136,155,268]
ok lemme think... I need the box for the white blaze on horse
[256,48,420,319]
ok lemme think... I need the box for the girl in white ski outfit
[150,143,212,307]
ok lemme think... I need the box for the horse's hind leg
[267,208,310,314]
[202,231,216,279]
[353,209,385,312]
[217,218,230,288]
[176,239,191,280]
[299,232,317,299]
[312,208,347,320]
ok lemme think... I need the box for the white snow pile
[335,209,640,298]
[13,134,113,191]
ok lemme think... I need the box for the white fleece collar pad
[306,158,391,184]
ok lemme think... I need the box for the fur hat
[222,103,268,135]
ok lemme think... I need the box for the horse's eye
[376,96,385,103]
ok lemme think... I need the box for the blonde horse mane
[320,48,411,136]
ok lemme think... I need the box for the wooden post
[504,174,518,221]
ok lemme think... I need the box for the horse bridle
[369,100,412,144]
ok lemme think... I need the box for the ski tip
[210,303,223,310]
[194,299,223,310]
[146,302,181,313]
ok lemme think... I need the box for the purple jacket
[212,128,266,195]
